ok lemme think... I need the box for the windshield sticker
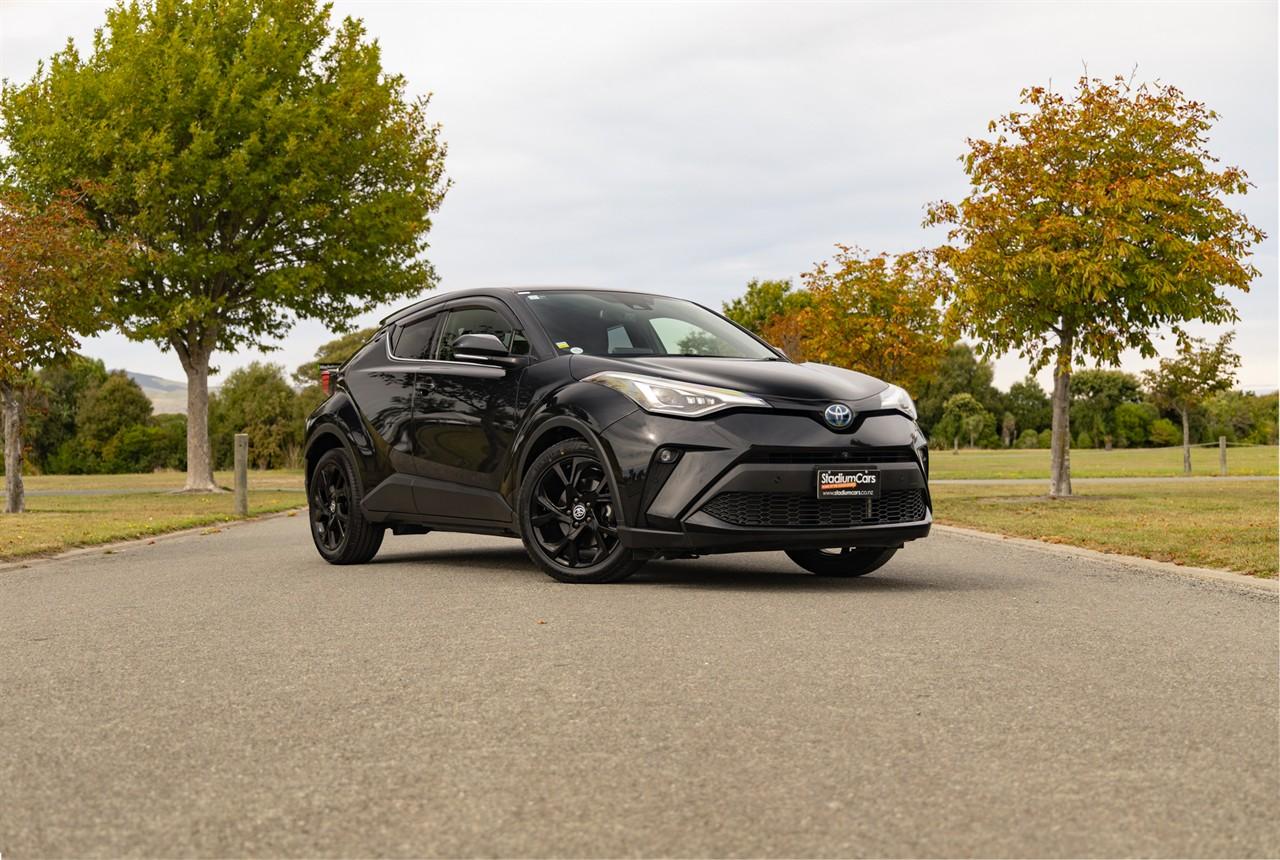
[555,341,570,349]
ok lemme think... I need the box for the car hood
[570,356,890,403]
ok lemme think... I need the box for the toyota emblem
[823,403,853,429]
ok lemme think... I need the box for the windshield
[518,290,779,360]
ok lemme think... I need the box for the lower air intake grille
[701,488,927,528]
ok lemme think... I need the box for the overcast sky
[2,0,1276,393]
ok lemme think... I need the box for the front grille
[741,447,917,465]
[700,488,927,528]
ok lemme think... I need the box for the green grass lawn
[929,445,1277,479]
[19,469,305,492]
[1,472,304,561]
[932,480,1278,577]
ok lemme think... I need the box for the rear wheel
[309,448,384,565]
[786,546,897,577]
[518,439,644,583]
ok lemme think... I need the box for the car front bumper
[600,409,931,557]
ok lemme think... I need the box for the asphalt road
[2,516,1276,858]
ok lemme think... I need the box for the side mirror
[452,332,511,360]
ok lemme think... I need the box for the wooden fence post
[1219,436,1227,477]
[234,433,249,517]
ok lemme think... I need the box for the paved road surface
[931,475,1274,485]
[2,516,1276,857]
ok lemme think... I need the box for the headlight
[584,371,767,417]
[879,384,917,419]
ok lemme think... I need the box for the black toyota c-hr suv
[303,287,930,582]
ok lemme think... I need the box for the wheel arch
[512,415,634,523]
[304,428,356,491]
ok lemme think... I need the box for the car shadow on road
[633,559,964,593]
[370,545,974,593]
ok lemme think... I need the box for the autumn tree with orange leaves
[0,190,125,512]
[757,246,948,395]
[926,76,1264,498]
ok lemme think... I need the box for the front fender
[506,380,641,522]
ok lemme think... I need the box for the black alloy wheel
[308,448,384,564]
[519,439,643,583]
[785,546,897,577]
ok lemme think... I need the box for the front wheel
[308,448,384,565]
[786,546,897,577]
[518,439,644,583]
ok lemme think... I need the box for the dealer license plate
[815,466,881,499]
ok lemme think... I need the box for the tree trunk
[1048,333,1073,498]
[1180,408,1191,476]
[2,383,25,514]
[174,335,220,492]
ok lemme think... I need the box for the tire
[786,546,897,577]
[518,439,644,583]
[308,448,384,565]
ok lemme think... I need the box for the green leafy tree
[211,363,301,470]
[1143,334,1240,473]
[0,190,123,510]
[915,342,1000,435]
[293,327,377,387]
[78,373,154,450]
[1005,375,1052,435]
[24,354,109,471]
[1112,401,1158,448]
[1,0,449,491]
[722,279,807,335]
[148,413,188,470]
[293,326,377,424]
[926,76,1264,496]
[936,393,991,451]
[1251,393,1279,445]
[1203,390,1278,445]
[1071,370,1142,450]
[91,411,186,473]
[73,372,154,472]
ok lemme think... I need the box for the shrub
[1113,401,1157,448]
[1015,428,1040,449]
[1076,429,1094,449]
[1037,429,1053,448]
[101,425,166,473]
[149,414,187,470]
[210,363,302,469]
[1149,418,1181,447]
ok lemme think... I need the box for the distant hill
[126,371,211,415]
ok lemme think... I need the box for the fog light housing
[656,447,681,464]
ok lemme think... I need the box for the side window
[436,306,529,361]
[391,313,441,360]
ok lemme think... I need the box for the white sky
[2,0,1276,392]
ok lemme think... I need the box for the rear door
[409,299,530,522]
[342,324,435,475]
